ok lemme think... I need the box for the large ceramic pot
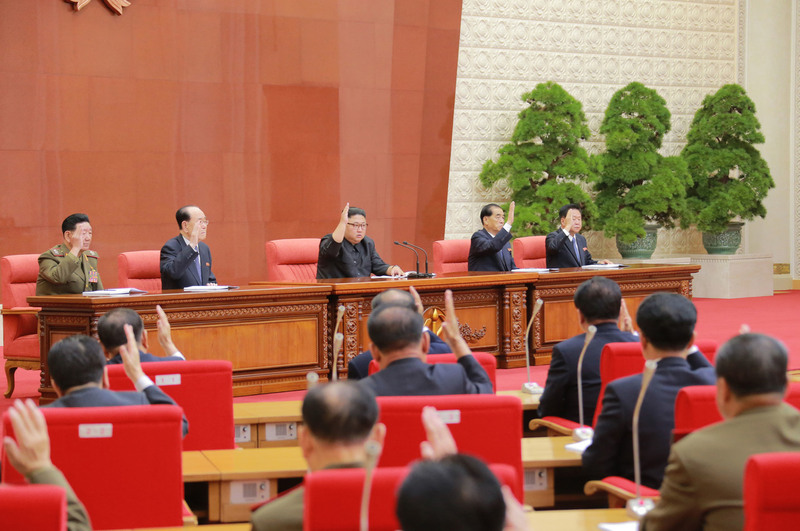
[616,224,659,259]
[702,222,743,255]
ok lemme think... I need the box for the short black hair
[301,381,378,444]
[367,305,423,353]
[97,308,144,350]
[371,289,416,313]
[479,203,502,224]
[347,207,367,219]
[397,454,506,531]
[558,204,581,220]
[61,213,90,234]
[574,276,622,321]
[48,335,106,392]
[715,333,788,398]
[175,205,198,229]
[636,292,697,351]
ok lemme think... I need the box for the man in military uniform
[36,213,103,295]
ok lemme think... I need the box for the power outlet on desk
[264,422,297,441]
[524,468,548,491]
[229,480,270,504]
[234,424,251,443]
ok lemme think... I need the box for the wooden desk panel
[522,436,583,507]
[526,508,632,529]
[29,286,331,402]
[233,401,303,448]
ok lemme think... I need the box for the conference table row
[29,264,699,401]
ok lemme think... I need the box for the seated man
[45,331,188,437]
[468,202,516,272]
[37,213,103,295]
[3,398,92,531]
[317,202,403,279]
[358,290,493,396]
[160,205,216,289]
[538,276,638,423]
[98,305,185,364]
[545,204,610,268]
[348,287,451,381]
[641,334,800,531]
[582,292,715,489]
[251,381,385,531]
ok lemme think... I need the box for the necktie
[573,237,582,266]
[195,254,202,282]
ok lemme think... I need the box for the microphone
[627,359,658,519]
[306,371,319,389]
[393,241,421,278]
[403,241,435,278]
[521,298,544,395]
[573,325,598,441]
[331,305,345,381]
[359,439,383,531]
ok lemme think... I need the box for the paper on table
[565,438,592,454]
[371,273,411,279]
[83,288,147,296]
[183,285,238,291]
[511,268,553,273]
[598,521,639,531]
[582,264,622,269]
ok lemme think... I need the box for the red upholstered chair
[743,452,800,531]
[367,352,498,393]
[432,239,471,274]
[303,464,518,531]
[1,254,41,398]
[265,238,321,281]
[375,394,523,500]
[512,236,547,268]
[0,484,67,531]
[118,250,161,291]
[106,360,235,450]
[2,405,184,530]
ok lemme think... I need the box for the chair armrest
[528,416,581,436]
[584,477,660,509]
[2,307,41,316]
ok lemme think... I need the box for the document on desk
[83,288,147,296]
[598,522,638,531]
[511,268,553,273]
[565,438,592,454]
[582,264,625,270]
[183,285,239,291]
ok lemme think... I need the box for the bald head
[371,289,416,313]
[302,381,378,444]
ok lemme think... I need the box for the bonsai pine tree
[681,84,774,233]
[593,82,692,243]
[479,81,597,237]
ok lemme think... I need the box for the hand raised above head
[440,290,472,359]
[340,202,350,224]
[3,399,52,477]
[507,201,515,227]
[409,285,424,315]
[419,406,457,461]
[120,323,144,383]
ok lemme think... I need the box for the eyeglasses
[347,223,368,230]
[197,219,210,225]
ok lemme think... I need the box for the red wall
[0,0,461,288]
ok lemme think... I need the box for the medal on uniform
[88,269,99,283]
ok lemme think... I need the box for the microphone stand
[393,241,422,278]
[573,325,597,441]
[521,298,544,394]
[626,359,658,519]
[331,305,345,381]
[359,440,382,531]
[402,241,435,278]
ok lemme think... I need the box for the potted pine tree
[479,81,597,236]
[593,82,692,258]
[681,84,774,254]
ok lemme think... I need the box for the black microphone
[393,241,421,278]
[402,241,435,278]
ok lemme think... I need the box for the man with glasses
[545,204,611,269]
[468,202,517,272]
[316,203,403,279]
[160,205,217,289]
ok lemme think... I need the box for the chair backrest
[106,360,235,450]
[432,239,471,274]
[367,352,497,392]
[303,464,518,531]
[1,254,40,345]
[0,484,67,531]
[265,238,321,281]
[512,236,546,268]
[117,250,162,291]
[2,405,184,530]
[592,340,718,427]
[375,394,523,500]
[744,452,800,531]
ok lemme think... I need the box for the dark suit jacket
[160,235,216,290]
[582,353,716,489]
[106,349,185,365]
[641,403,800,531]
[316,234,390,279]
[468,228,516,272]
[359,356,493,396]
[537,322,639,423]
[347,331,451,381]
[545,230,596,268]
[47,385,189,437]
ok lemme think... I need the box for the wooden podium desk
[526,508,632,529]
[254,264,699,369]
[522,436,583,507]
[233,400,303,449]
[29,286,332,403]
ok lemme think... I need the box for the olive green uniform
[36,243,103,295]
